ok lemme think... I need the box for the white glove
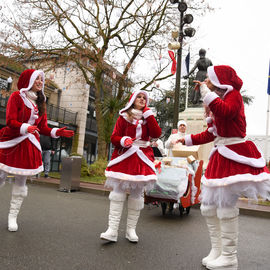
[200,84,211,99]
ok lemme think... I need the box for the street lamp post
[169,0,195,129]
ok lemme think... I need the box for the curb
[27,177,270,218]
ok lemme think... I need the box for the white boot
[206,207,239,270]
[8,185,28,232]
[0,170,7,188]
[100,191,126,242]
[200,205,221,266]
[126,196,144,243]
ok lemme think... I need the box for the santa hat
[207,65,243,92]
[18,69,46,99]
[177,120,187,128]
[119,90,149,115]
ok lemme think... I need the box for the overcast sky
[190,0,270,135]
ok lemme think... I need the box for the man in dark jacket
[40,135,55,178]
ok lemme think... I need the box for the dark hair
[37,91,46,115]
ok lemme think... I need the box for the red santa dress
[0,69,59,176]
[105,90,162,191]
[185,65,270,207]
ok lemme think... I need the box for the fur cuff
[51,128,60,138]
[109,191,126,202]
[20,123,31,135]
[185,134,193,146]
[120,136,131,148]
[200,204,217,217]
[12,185,28,197]
[217,207,239,219]
[143,109,154,119]
[128,196,144,210]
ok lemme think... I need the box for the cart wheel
[186,207,191,215]
[168,202,174,215]
[179,205,184,216]
[161,202,167,215]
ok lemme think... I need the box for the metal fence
[86,116,97,132]
[0,94,77,126]
[46,104,77,126]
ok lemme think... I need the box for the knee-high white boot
[126,196,144,243]
[100,191,126,242]
[206,207,239,270]
[200,205,222,266]
[8,185,28,232]
[0,170,7,188]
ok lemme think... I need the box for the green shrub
[88,159,108,177]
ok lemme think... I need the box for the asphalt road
[0,182,269,270]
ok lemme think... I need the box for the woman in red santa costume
[179,65,270,270]
[100,90,161,243]
[0,69,74,232]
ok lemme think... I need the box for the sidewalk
[28,176,270,218]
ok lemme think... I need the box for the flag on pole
[181,52,190,77]
[267,60,270,95]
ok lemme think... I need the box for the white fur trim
[185,134,193,146]
[0,133,41,152]
[217,207,239,219]
[218,145,265,168]
[206,117,212,124]
[136,148,155,171]
[203,92,219,106]
[120,136,131,147]
[19,92,35,110]
[107,147,137,167]
[20,123,30,135]
[19,70,46,100]
[208,127,214,133]
[105,170,157,181]
[51,128,60,138]
[207,66,233,91]
[107,142,155,171]
[200,204,217,217]
[143,109,154,119]
[119,90,149,115]
[109,191,127,201]
[128,197,144,210]
[201,172,270,187]
[136,121,143,139]
[0,162,43,176]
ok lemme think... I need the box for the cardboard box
[172,144,201,159]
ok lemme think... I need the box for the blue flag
[185,52,190,73]
[181,52,190,77]
[268,61,270,95]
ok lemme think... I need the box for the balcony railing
[0,94,77,127]
[86,116,97,132]
[46,104,77,126]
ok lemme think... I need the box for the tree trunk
[94,70,107,160]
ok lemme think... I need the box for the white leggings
[113,185,144,199]
[0,170,27,188]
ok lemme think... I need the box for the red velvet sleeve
[208,90,242,119]
[38,112,53,136]
[191,129,215,145]
[6,92,24,132]
[146,115,162,138]
[111,116,126,148]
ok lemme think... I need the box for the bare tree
[0,0,211,159]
